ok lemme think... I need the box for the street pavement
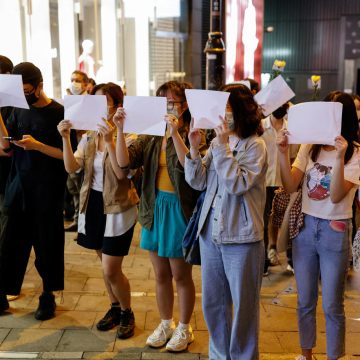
[0,224,360,359]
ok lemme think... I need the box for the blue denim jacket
[185,135,267,244]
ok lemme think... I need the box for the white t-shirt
[292,144,360,220]
[74,132,138,237]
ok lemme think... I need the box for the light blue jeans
[292,214,350,360]
[199,211,264,360]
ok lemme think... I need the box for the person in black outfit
[0,56,14,206]
[0,62,75,320]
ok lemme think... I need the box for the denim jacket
[185,135,267,244]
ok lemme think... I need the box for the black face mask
[25,92,39,106]
[272,106,287,119]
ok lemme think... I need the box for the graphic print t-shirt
[292,144,360,220]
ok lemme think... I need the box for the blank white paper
[287,102,343,145]
[185,89,230,129]
[254,75,295,116]
[64,95,107,131]
[0,74,29,109]
[123,96,167,136]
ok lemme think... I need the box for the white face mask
[71,82,83,95]
[225,111,235,131]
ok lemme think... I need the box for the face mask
[225,111,235,131]
[272,106,287,119]
[25,92,39,106]
[71,82,83,95]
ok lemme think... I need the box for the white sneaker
[166,324,194,352]
[286,264,295,275]
[146,321,176,348]
[295,356,307,360]
[268,248,280,265]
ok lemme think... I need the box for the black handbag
[182,191,205,265]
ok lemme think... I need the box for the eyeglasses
[167,101,185,111]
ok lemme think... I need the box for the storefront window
[0,0,189,97]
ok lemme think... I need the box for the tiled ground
[0,223,360,359]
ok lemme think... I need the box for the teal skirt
[140,190,187,258]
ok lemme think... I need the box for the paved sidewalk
[0,224,360,359]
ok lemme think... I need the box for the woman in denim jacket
[185,83,267,360]
[277,92,360,360]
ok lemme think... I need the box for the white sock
[178,321,190,330]
[161,318,174,327]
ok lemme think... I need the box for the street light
[204,0,226,90]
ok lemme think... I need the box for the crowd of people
[0,54,359,360]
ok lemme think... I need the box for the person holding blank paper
[0,62,73,320]
[114,81,206,352]
[276,91,360,360]
[58,83,139,339]
[185,83,267,360]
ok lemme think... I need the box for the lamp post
[204,0,226,90]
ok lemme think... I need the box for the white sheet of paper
[123,96,167,136]
[0,74,29,109]
[64,95,107,131]
[254,75,295,116]
[185,89,230,129]
[287,102,343,145]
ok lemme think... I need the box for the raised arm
[0,112,10,150]
[330,135,355,203]
[57,120,81,172]
[97,118,127,180]
[277,129,304,193]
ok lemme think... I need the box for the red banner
[226,0,263,85]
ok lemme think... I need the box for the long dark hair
[310,91,359,164]
[220,83,263,138]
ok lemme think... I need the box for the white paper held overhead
[64,95,107,131]
[287,102,343,145]
[254,75,295,116]
[0,74,29,109]
[185,89,230,129]
[123,96,167,136]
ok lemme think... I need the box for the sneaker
[146,321,176,348]
[268,248,280,266]
[295,356,307,360]
[96,306,121,331]
[166,324,194,352]
[0,294,9,313]
[286,264,295,275]
[34,292,56,320]
[117,308,135,339]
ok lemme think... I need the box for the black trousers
[263,187,277,269]
[0,209,65,295]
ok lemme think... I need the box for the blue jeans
[292,214,350,359]
[199,211,264,360]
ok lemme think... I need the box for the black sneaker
[34,292,56,320]
[117,308,135,339]
[0,294,9,313]
[96,307,121,331]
